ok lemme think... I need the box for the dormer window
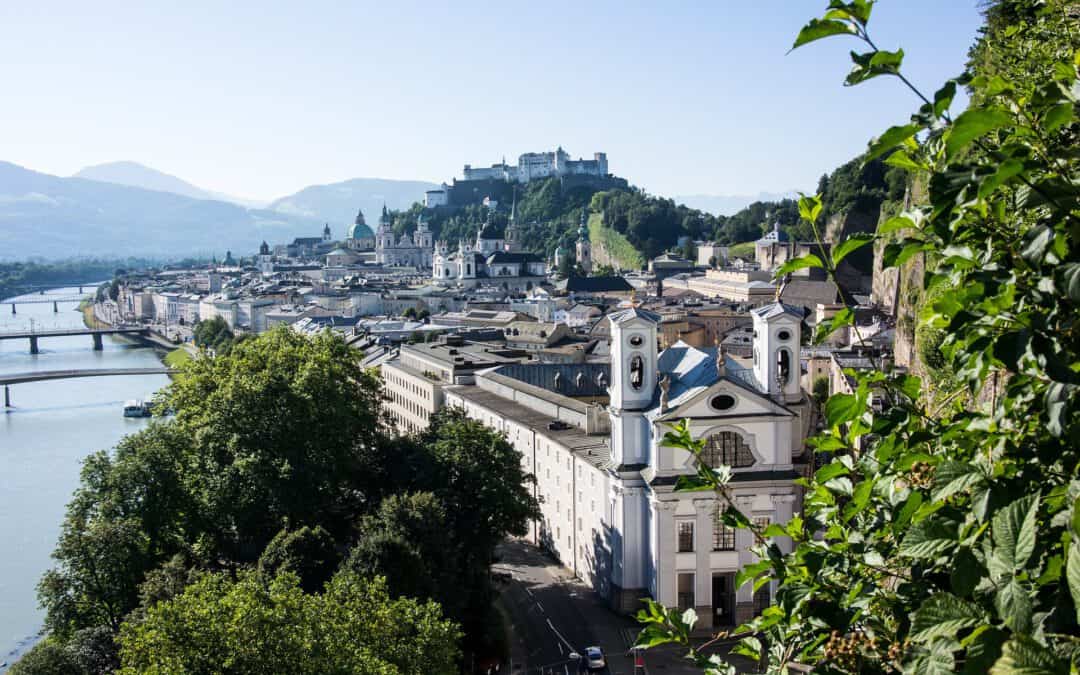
[629,355,644,390]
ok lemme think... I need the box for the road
[494,540,756,675]
[495,541,617,674]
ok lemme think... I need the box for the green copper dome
[348,221,374,240]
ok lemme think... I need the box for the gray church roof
[751,302,805,320]
[607,306,661,325]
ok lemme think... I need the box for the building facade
[375,206,434,268]
[444,302,811,626]
[462,147,609,184]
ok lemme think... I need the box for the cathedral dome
[348,221,374,240]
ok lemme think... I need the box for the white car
[584,646,605,671]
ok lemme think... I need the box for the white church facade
[444,302,810,626]
[375,205,434,268]
[432,211,547,292]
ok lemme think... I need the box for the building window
[753,583,771,616]
[754,515,771,531]
[778,348,792,385]
[713,506,736,551]
[701,431,755,468]
[677,573,695,611]
[629,355,644,390]
[677,521,695,552]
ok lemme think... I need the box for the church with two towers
[444,300,810,626]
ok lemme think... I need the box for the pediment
[658,376,792,422]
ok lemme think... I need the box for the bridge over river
[2,367,174,408]
[0,327,150,353]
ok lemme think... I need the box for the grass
[588,213,645,271]
[78,299,108,329]
[727,240,757,259]
[164,347,192,368]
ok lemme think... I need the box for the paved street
[494,540,751,675]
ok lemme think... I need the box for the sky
[0,1,984,203]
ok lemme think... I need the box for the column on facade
[693,497,714,628]
[651,498,678,608]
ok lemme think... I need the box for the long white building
[462,147,609,184]
[444,302,811,626]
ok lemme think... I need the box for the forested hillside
[383,156,905,266]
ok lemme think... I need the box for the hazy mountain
[268,178,440,227]
[675,191,799,216]
[0,161,323,259]
[74,160,265,208]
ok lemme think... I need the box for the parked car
[584,646,605,671]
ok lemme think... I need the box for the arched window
[777,348,792,385]
[701,431,755,468]
[629,355,644,390]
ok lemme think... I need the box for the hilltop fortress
[425,147,627,208]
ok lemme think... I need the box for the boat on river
[122,399,150,417]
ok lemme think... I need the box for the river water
[0,287,170,669]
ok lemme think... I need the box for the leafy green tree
[117,571,461,674]
[7,640,78,675]
[257,526,340,593]
[345,492,461,615]
[166,328,385,558]
[637,1,1080,673]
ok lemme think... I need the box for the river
[0,287,170,669]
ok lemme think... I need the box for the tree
[165,327,385,558]
[637,1,1080,673]
[257,526,340,593]
[116,571,461,674]
[344,492,462,615]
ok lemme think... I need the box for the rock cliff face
[826,208,880,297]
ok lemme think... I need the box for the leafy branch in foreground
[636,1,1080,673]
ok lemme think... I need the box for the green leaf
[900,517,958,559]
[951,547,981,598]
[878,215,915,235]
[1057,263,1080,302]
[978,158,1025,199]
[932,461,984,502]
[989,635,1068,675]
[1043,101,1075,132]
[991,494,1039,573]
[883,239,933,268]
[946,108,1012,157]
[814,460,850,483]
[885,149,926,172]
[866,123,921,161]
[790,18,855,50]
[1067,541,1080,623]
[735,560,770,590]
[814,307,854,343]
[910,593,985,642]
[774,253,824,277]
[832,233,875,266]
[995,578,1033,633]
[846,48,904,86]
[798,194,823,225]
[907,638,957,675]
[964,627,1005,675]
[933,80,957,118]
[824,392,863,428]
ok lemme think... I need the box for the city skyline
[0,1,982,202]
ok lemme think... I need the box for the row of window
[677,512,770,553]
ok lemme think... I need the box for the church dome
[348,221,374,240]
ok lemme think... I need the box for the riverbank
[78,298,108,330]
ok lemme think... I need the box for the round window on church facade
[709,394,736,412]
[629,335,644,347]
[777,329,792,341]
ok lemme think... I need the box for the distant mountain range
[268,177,439,229]
[0,160,439,259]
[74,161,266,208]
[674,191,799,216]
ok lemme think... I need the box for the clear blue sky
[0,1,983,202]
